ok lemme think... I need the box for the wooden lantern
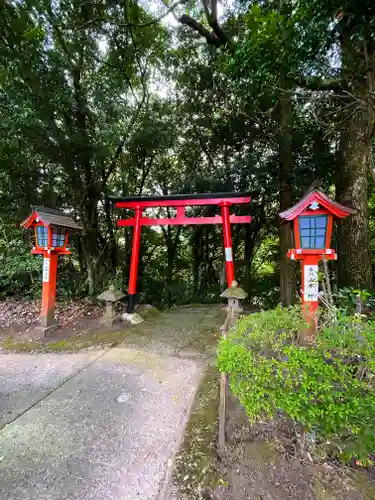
[21,207,81,335]
[280,189,355,338]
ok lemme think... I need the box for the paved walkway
[0,305,221,500]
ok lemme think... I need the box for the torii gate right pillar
[220,202,235,287]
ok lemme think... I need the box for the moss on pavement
[0,304,223,356]
[171,365,221,499]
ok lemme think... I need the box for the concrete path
[0,306,221,500]
[0,351,105,429]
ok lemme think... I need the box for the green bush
[0,250,42,297]
[334,287,375,317]
[217,306,375,463]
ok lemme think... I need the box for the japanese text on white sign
[304,264,319,302]
[42,257,50,283]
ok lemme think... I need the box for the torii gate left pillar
[112,193,252,312]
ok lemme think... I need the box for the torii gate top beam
[111,191,251,209]
[112,192,252,227]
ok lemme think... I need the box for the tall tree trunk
[166,235,174,308]
[86,258,96,297]
[336,100,373,289]
[278,90,295,305]
[335,24,375,289]
[103,193,117,269]
[79,193,101,296]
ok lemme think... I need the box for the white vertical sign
[225,248,233,262]
[304,264,319,302]
[42,257,50,283]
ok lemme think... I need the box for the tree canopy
[1,0,374,306]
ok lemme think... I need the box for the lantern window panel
[315,217,327,228]
[299,216,328,249]
[52,227,66,247]
[36,226,48,246]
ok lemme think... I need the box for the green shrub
[334,287,375,317]
[0,250,42,297]
[217,306,375,463]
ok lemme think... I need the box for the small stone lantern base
[29,322,58,340]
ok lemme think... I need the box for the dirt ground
[0,300,224,356]
[168,372,375,500]
[212,393,375,500]
[0,298,141,352]
[0,298,106,341]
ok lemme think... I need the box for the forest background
[1,0,374,309]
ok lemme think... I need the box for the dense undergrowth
[217,304,375,464]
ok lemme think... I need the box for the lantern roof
[97,285,125,303]
[220,281,248,299]
[21,207,82,230]
[279,190,355,221]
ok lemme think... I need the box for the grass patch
[45,330,128,351]
[1,337,41,352]
[0,329,130,353]
[350,470,375,499]
[172,365,221,499]
[138,306,161,317]
[314,468,375,500]
[182,327,221,356]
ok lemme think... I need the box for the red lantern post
[21,208,81,336]
[280,190,355,340]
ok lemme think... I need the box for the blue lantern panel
[52,227,66,247]
[36,226,48,246]
[299,215,327,249]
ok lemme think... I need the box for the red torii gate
[111,192,252,311]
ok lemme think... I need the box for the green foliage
[334,288,375,317]
[225,2,298,88]
[217,307,375,463]
[1,0,374,306]
[0,251,41,297]
[0,226,41,297]
[55,263,86,299]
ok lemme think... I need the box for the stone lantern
[220,280,248,313]
[97,285,125,326]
